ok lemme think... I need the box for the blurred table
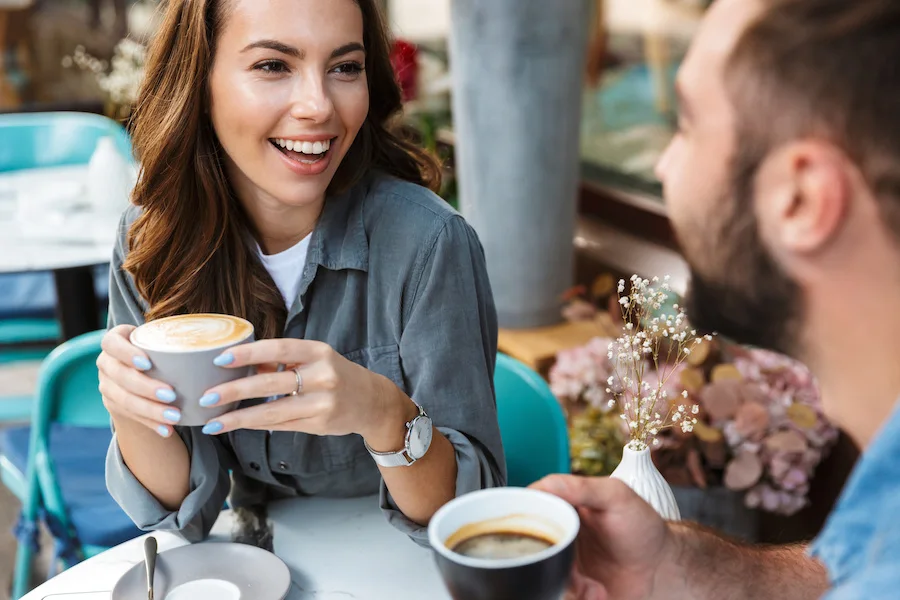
[22,495,449,600]
[497,301,637,378]
[499,317,618,377]
[0,165,121,339]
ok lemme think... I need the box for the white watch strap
[364,403,428,467]
[365,446,414,467]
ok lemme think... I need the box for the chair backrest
[494,353,570,487]
[22,330,107,533]
[32,330,108,429]
[0,112,133,173]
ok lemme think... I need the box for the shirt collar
[282,174,372,324]
[810,397,900,584]
[306,175,371,274]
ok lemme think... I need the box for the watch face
[407,416,433,459]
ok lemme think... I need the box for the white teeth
[273,138,331,154]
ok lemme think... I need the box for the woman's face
[208,0,369,208]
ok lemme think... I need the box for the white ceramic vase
[610,444,681,521]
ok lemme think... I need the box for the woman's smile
[268,135,339,176]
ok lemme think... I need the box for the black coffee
[451,532,554,559]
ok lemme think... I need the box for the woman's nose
[289,75,335,124]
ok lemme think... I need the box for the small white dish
[164,579,241,600]
[112,542,291,600]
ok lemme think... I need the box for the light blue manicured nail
[157,425,170,438]
[213,353,234,367]
[133,356,152,371]
[163,409,182,424]
[198,392,220,407]
[156,388,177,403]
[202,421,223,435]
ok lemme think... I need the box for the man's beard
[681,150,802,357]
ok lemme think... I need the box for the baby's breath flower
[587,273,717,449]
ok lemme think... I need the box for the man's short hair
[725,0,900,226]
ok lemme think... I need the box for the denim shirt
[810,399,900,598]
[105,172,507,545]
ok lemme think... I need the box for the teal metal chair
[0,112,130,354]
[494,353,571,487]
[0,330,142,599]
[0,111,133,173]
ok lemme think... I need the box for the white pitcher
[87,136,133,214]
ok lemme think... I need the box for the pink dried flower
[725,348,838,515]
[549,337,616,410]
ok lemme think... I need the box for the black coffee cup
[428,487,580,600]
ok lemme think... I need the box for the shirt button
[278,461,290,471]
[249,462,261,471]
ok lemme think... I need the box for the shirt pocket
[324,343,404,470]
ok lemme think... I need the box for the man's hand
[533,475,829,600]
[533,475,676,600]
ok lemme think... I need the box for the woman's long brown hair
[125,0,441,339]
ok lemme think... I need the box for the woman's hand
[197,339,416,446]
[97,325,184,437]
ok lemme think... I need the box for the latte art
[131,314,254,352]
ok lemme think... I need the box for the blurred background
[0,1,857,598]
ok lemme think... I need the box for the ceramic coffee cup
[428,487,580,600]
[130,314,255,427]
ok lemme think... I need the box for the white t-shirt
[257,234,312,309]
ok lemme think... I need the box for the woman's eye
[254,60,289,74]
[332,62,364,78]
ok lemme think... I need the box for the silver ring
[291,368,303,396]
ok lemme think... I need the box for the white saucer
[112,542,291,600]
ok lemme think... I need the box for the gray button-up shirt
[105,172,507,545]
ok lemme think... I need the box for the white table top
[0,165,126,274]
[23,495,451,600]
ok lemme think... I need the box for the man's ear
[755,141,851,255]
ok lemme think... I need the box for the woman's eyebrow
[240,40,366,60]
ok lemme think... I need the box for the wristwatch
[364,402,433,467]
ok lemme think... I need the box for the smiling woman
[99,0,505,545]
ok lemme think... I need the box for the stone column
[449,0,590,328]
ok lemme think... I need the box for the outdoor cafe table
[0,164,121,340]
[22,495,451,600]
